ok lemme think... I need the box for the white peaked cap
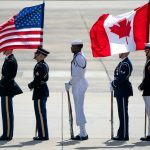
[71,39,83,45]
[145,43,150,48]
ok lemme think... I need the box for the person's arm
[139,61,150,91]
[112,62,130,89]
[0,59,16,86]
[28,64,47,89]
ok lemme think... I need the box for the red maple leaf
[109,18,131,44]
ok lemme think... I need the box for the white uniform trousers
[72,83,87,126]
[143,96,150,136]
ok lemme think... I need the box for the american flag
[0,3,44,51]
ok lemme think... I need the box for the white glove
[109,81,113,92]
[65,82,71,91]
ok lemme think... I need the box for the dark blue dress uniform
[112,57,133,140]
[28,58,49,140]
[139,60,150,96]
[139,58,150,141]
[0,54,22,140]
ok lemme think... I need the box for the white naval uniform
[143,96,150,136]
[69,52,88,126]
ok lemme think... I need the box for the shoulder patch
[120,70,125,74]
[35,72,39,76]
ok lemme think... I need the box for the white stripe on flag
[0,35,41,43]
[0,42,41,49]
[0,28,42,36]
[0,25,15,31]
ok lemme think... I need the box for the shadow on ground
[0,140,42,148]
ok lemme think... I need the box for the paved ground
[0,0,150,149]
[1,138,150,150]
[2,0,147,1]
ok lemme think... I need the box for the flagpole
[100,60,114,139]
[41,0,45,48]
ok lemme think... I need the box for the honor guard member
[111,52,133,141]
[65,39,89,140]
[0,50,23,141]
[139,43,150,141]
[28,46,49,141]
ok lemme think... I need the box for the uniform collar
[121,57,128,62]
[74,52,82,57]
[38,60,45,64]
[6,54,13,59]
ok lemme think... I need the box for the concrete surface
[0,1,150,149]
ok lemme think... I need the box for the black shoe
[71,135,88,141]
[33,137,49,141]
[0,136,12,141]
[140,136,150,141]
[112,136,129,141]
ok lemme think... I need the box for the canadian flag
[90,3,150,57]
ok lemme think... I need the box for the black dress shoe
[71,135,88,141]
[33,137,49,141]
[0,136,12,141]
[112,136,129,141]
[140,136,150,141]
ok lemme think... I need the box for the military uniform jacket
[29,60,49,100]
[112,57,133,97]
[0,54,23,96]
[69,52,88,90]
[140,59,150,96]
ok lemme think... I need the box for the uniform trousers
[116,96,129,138]
[34,98,49,138]
[1,96,14,138]
[72,87,87,126]
[143,96,150,136]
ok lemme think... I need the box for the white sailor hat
[71,39,83,46]
[145,43,150,49]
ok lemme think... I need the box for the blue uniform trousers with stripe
[34,98,49,138]
[1,96,14,138]
[116,96,129,139]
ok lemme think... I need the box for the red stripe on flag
[0,31,43,40]
[0,27,16,34]
[0,38,42,46]
[133,3,150,50]
[0,19,14,29]
[90,14,111,57]
[0,45,41,52]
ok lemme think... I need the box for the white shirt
[69,52,86,85]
